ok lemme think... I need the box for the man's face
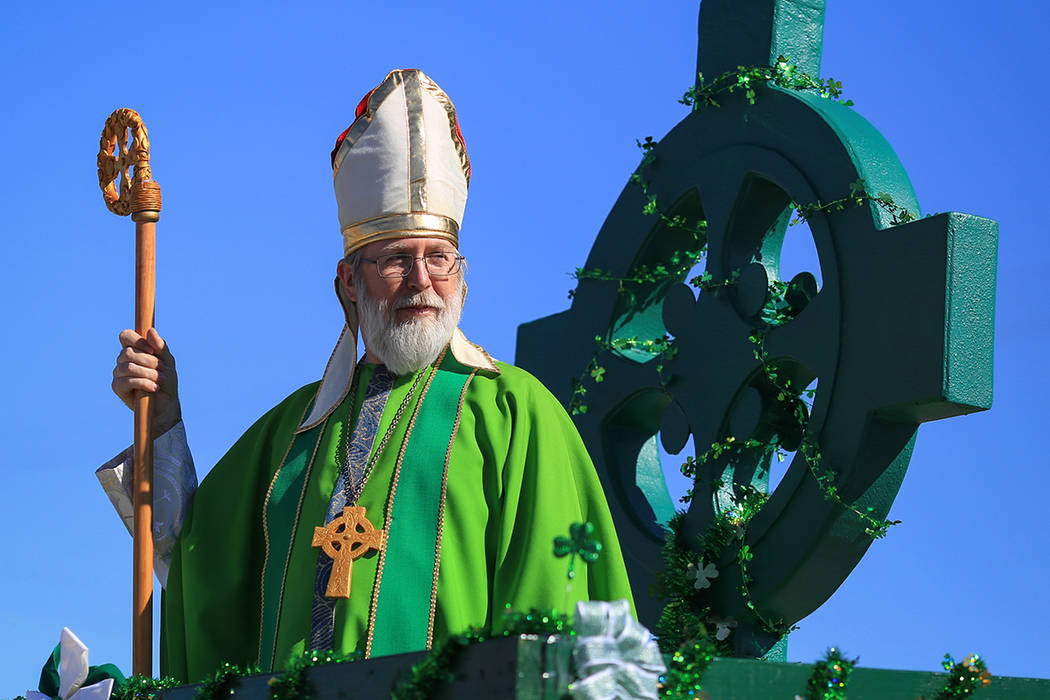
[340,237,463,320]
[338,236,465,373]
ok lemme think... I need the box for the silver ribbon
[570,599,666,700]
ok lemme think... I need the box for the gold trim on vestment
[342,213,459,256]
[257,399,326,668]
[449,328,501,375]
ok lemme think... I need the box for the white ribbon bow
[569,599,666,700]
[26,628,114,700]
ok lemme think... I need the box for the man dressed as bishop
[100,69,634,682]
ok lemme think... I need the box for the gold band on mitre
[342,212,460,256]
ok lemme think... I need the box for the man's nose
[405,258,433,290]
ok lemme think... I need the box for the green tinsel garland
[804,647,857,700]
[390,627,486,700]
[654,513,714,654]
[391,607,572,700]
[933,654,991,699]
[193,662,254,700]
[655,493,786,656]
[110,675,179,700]
[658,637,719,698]
[266,649,360,700]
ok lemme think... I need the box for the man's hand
[112,328,183,436]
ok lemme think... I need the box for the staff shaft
[98,106,163,676]
[132,217,156,677]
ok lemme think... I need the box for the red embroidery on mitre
[455,116,471,180]
[330,87,378,167]
[330,72,471,181]
[355,87,376,118]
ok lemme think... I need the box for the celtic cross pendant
[311,505,387,598]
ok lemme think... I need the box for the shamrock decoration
[708,615,737,641]
[686,559,720,590]
[554,521,603,580]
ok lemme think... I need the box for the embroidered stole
[258,357,473,670]
[310,365,395,650]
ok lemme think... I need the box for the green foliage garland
[680,55,853,111]
[570,334,676,415]
[794,178,916,227]
[748,319,901,541]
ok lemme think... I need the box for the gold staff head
[97,108,162,222]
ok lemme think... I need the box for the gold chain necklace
[341,349,446,505]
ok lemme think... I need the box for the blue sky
[2,0,1047,693]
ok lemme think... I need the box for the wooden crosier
[97,108,162,677]
[312,506,388,598]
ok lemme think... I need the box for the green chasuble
[161,355,635,682]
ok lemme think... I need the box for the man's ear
[337,259,357,302]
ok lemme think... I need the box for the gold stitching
[269,413,327,666]
[343,364,424,506]
[364,348,446,657]
[426,368,477,649]
[257,397,315,667]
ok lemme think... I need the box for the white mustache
[394,292,446,310]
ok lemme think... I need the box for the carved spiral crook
[97,108,162,219]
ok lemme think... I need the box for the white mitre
[300,69,496,432]
[334,68,470,254]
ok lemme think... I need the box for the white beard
[356,277,464,375]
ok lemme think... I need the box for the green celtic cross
[518,0,997,658]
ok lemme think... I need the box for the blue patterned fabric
[309,365,395,651]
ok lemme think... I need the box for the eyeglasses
[362,251,465,278]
